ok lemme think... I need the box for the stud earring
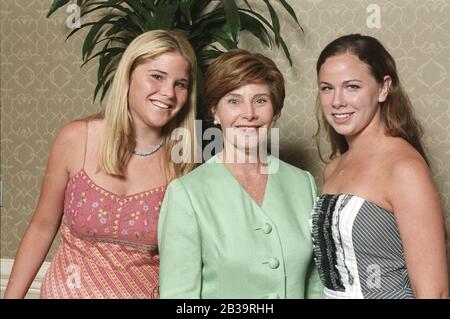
[213,119,220,125]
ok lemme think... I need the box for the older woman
[158,49,323,299]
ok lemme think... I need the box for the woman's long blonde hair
[98,30,197,179]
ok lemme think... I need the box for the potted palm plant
[47,0,302,120]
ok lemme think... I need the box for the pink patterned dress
[40,169,166,298]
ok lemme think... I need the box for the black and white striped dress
[310,194,414,299]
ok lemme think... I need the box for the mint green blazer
[158,155,324,299]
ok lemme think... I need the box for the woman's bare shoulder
[387,139,429,175]
[54,120,86,148]
[52,118,103,172]
[384,138,433,194]
[56,118,103,144]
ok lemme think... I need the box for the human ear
[378,75,392,103]
[211,106,220,125]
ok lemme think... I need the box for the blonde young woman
[4,30,197,298]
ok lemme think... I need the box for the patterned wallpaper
[1,0,449,279]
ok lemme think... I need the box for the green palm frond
[47,0,303,104]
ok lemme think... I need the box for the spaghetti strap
[82,120,89,169]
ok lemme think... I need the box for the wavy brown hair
[314,34,429,165]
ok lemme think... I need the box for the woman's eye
[255,98,268,105]
[320,86,332,92]
[176,81,188,89]
[347,84,360,90]
[227,99,239,104]
[151,74,162,80]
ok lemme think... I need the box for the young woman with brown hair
[311,34,448,299]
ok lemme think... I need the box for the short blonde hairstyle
[202,49,285,121]
[100,30,197,179]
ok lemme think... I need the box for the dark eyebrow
[224,93,243,98]
[343,79,362,84]
[319,79,362,86]
[253,93,271,98]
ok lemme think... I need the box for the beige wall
[1,0,99,258]
[1,0,449,280]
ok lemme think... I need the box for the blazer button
[262,223,272,234]
[268,257,280,269]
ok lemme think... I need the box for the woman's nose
[159,82,175,99]
[242,101,256,120]
[332,89,345,108]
